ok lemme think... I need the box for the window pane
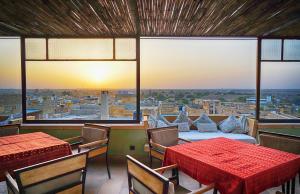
[141,39,256,118]
[26,61,136,120]
[25,38,46,59]
[284,39,300,60]
[49,39,113,59]
[260,62,300,120]
[261,39,281,60]
[115,38,136,59]
[0,38,22,125]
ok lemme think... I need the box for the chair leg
[105,152,111,179]
[149,154,153,168]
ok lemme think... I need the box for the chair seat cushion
[152,128,179,147]
[132,178,175,194]
[179,131,257,144]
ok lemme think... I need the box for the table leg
[291,177,295,194]
[282,184,285,193]
[287,180,290,194]
[213,188,217,194]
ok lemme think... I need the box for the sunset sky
[0,37,299,89]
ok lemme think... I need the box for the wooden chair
[0,124,20,137]
[5,152,88,194]
[126,155,215,194]
[146,126,191,167]
[64,123,111,179]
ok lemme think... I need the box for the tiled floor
[0,156,299,194]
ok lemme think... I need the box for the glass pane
[261,39,281,60]
[26,61,136,120]
[25,38,46,60]
[141,39,256,118]
[0,38,22,125]
[115,38,136,59]
[260,62,300,120]
[49,39,113,59]
[284,39,300,60]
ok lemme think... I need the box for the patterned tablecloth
[163,137,300,194]
[0,132,72,181]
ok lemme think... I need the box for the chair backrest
[0,124,20,137]
[82,124,110,143]
[13,152,88,194]
[147,126,179,147]
[126,155,170,194]
[259,133,300,154]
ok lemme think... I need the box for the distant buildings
[246,96,272,105]
[100,91,109,120]
[203,100,221,114]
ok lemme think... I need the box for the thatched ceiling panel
[0,0,299,37]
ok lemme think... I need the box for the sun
[85,64,109,85]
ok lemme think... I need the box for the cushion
[82,127,107,143]
[196,123,218,132]
[179,131,257,144]
[132,178,174,194]
[193,113,218,132]
[173,111,193,126]
[151,128,178,147]
[157,120,168,128]
[218,115,242,133]
[231,116,249,134]
[177,122,190,132]
[148,115,157,129]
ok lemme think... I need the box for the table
[0,132,72,181]
[163,137,300,194]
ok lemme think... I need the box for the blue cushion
[179,131,256,144]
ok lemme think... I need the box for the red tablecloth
[0,132,72,181]
[163,137,300,194]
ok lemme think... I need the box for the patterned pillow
[231,116,249,134]
[177,122,190,132]
[156,120,168,128]
[148,115,157,129]
[173,110,193,126]
[218,115,242,133]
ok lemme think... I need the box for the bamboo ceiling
[0,0,299,37]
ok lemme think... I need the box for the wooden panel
[258,123,300,129]
[127,160,164,194]
[151,150,164,161]
[88,146,107,158]
[19,155,86,186]
[57,184,82,194]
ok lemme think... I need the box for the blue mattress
[179,130,257,144]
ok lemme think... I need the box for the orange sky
[0,38,299,89]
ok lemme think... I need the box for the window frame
[256,36,300,123]
[21,36,140,124]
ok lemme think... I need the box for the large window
[0,37,22,125]
[140,38,257,118]
[23,37,139,123]
[259,38,300,121]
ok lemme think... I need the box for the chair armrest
[78,139,108,149]
[150,141,167,151]
[189,183,215,194]
[154,164,178,174]
[178,138,192,143]
[63,136,82,143]
[5,171,19,194]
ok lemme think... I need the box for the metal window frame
[256,36,300,123]
[21,36,140,124]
